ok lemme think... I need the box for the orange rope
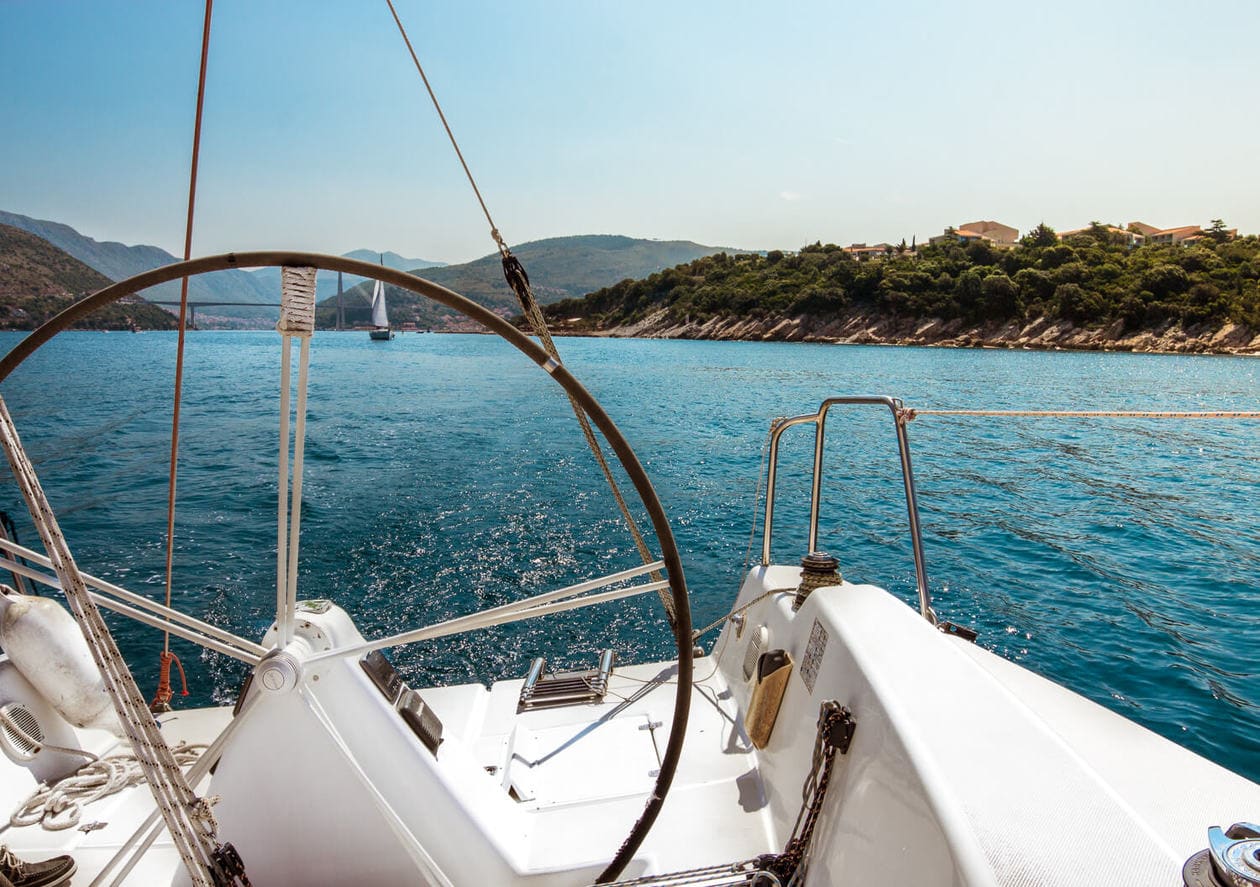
[156,0,213,712]
[150,651,190,712]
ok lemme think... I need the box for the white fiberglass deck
[1,655,778,885]
[423,658,779,874]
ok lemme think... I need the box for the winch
[1183,823,1260,887]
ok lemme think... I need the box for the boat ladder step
[517,649,615,712]
[592,859,778,886]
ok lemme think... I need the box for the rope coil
[10,743,206,832]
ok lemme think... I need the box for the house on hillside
[959,220,1019,246]
[842,243,894,261]
[928,220,1019,248]
[1127,221,1161,238]
[1130,222,1236,245]
[1145,225,1203,245]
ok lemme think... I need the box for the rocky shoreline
[557,310,1260,355]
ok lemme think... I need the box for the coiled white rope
[10,742,205,832]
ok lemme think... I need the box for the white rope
[277,266,316,336]
[277,333,293,647]
[692,587,793,641]
[301,688,453,885]
[286,335,312,647]
[11,743,205,832]
[307,569,670,667]
[0,395,223,886]
[277,267,316,649]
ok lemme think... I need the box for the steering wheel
[0,252,693,883]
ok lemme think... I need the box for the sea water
[0,331,1256,782]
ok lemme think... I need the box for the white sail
[370,280,389,329]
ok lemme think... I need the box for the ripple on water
[0,332,1255,783]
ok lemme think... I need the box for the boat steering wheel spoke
[304,559,671,667]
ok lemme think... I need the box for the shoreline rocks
[555,310,1259,355]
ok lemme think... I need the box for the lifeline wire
[903,408,1260,420]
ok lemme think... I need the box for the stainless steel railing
[761,396,935,623]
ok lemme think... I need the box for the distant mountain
[0,224,177,330]
[246,250,445,303]
[0,210,276,327]
[314,234,750,330]
[341,249,445,272]
[0,211,445,327]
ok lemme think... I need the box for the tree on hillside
[1207,219,1231,243]
[1021,223,1058,248]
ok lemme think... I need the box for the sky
[2,0,1258,265]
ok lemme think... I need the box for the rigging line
[160,0,214,674]
[383,0,506,255]
[385,1,674,623]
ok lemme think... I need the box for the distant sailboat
[368,277,393,340]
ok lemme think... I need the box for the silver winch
[1183,823,1260,887]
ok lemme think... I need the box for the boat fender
[0,589,118,732]
[746,649,792,749]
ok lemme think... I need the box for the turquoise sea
[0,331,1256,782]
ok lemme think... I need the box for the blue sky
[3,1,1258,264]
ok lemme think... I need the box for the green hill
[541,225,1260,346]
[315,234,750,329]
[0,224,177,330]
